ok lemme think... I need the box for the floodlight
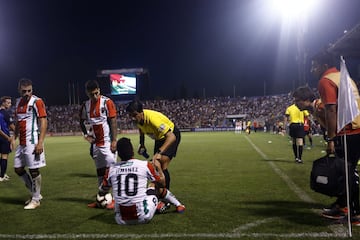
[272,0,317,20]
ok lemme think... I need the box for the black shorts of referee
[289,123,305,139]
[154,126,181,159]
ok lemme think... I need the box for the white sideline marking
[245,136,314,203]
[232,217,278,232]
[0,232,349,239]
[244,136,348,237]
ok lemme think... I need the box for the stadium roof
[327,22,360,57]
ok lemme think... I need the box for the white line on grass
[244,136,348,237]
[0,232,349,239]
[232,217,279,232]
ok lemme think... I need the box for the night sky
[1,0,360,105]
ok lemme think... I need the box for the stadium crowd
[42,93,300,133]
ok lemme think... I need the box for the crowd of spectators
[44,93,296,134]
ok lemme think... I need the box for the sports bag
[310,154,345,197]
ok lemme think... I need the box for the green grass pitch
[0,131,357,239]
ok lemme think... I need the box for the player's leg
[14,146,33,193]
[295,137,304,163]
[291,137,300,162]
[28,168,42,201]
[157,188,185,213]
[22,145,46,209]
[15,166,32,192]
[89,145,115,208]
[140,191,158,223]
[309,133,313,146]
[0,141,11,181]
[0,153,8,181]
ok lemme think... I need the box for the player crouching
[98,138,185,225]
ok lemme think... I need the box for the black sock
[299,146,303,159]
[292,144,297,159]
[0,159,6,177]
[163,169,170,190]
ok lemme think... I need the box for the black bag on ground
[310,154,345,197]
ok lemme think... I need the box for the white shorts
[115,195,158,225]
[14,145,46,169]
[91,143,116,169]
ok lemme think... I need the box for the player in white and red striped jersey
[14,78,48,210]
[79,80,118,208]
[99,137,185,225]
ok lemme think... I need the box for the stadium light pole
[270,0,318,88]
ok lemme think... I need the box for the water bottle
[142,150,150,159]
[139,147,149,159]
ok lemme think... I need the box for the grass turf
[0,131,357,239]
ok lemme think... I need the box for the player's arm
[34,116,47,155]
[151,159,166,188]
[0,116,10,141]
[137,129,147,155]
[139,129,145,146]
[14,119,19,140]
[79,102,88,135]
[284,114,289,125]
[324,103,337,153]
[108,116,117,152]
[153,130,176,161]
[106,99,118,152]
[79,103,94,143]
[0,128,11,142]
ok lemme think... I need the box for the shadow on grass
[0,196,27,205]
[67,173,96,178]
[88,211,115,224]
[236,200,328,226]
[56,197,93,204]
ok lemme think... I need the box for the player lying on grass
[98,137,185,225]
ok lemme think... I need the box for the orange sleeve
[35,99,47,118]
[147,162,161,182]
[106,99,117,118]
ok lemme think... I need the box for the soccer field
[0,132,357,239]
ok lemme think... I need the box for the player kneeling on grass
[98,137,185,225]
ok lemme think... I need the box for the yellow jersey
[285,104,309,124]
[137,109,175,140]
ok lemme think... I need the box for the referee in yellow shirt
[126,99,182,213]
[285,103,309,163]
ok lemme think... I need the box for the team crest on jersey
[119,161,134,167]
[28,106,33,112]
[158,124,165,132]
[101,107,106,114]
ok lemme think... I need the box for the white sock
[32,174,42,202]
[163,189,181,207]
